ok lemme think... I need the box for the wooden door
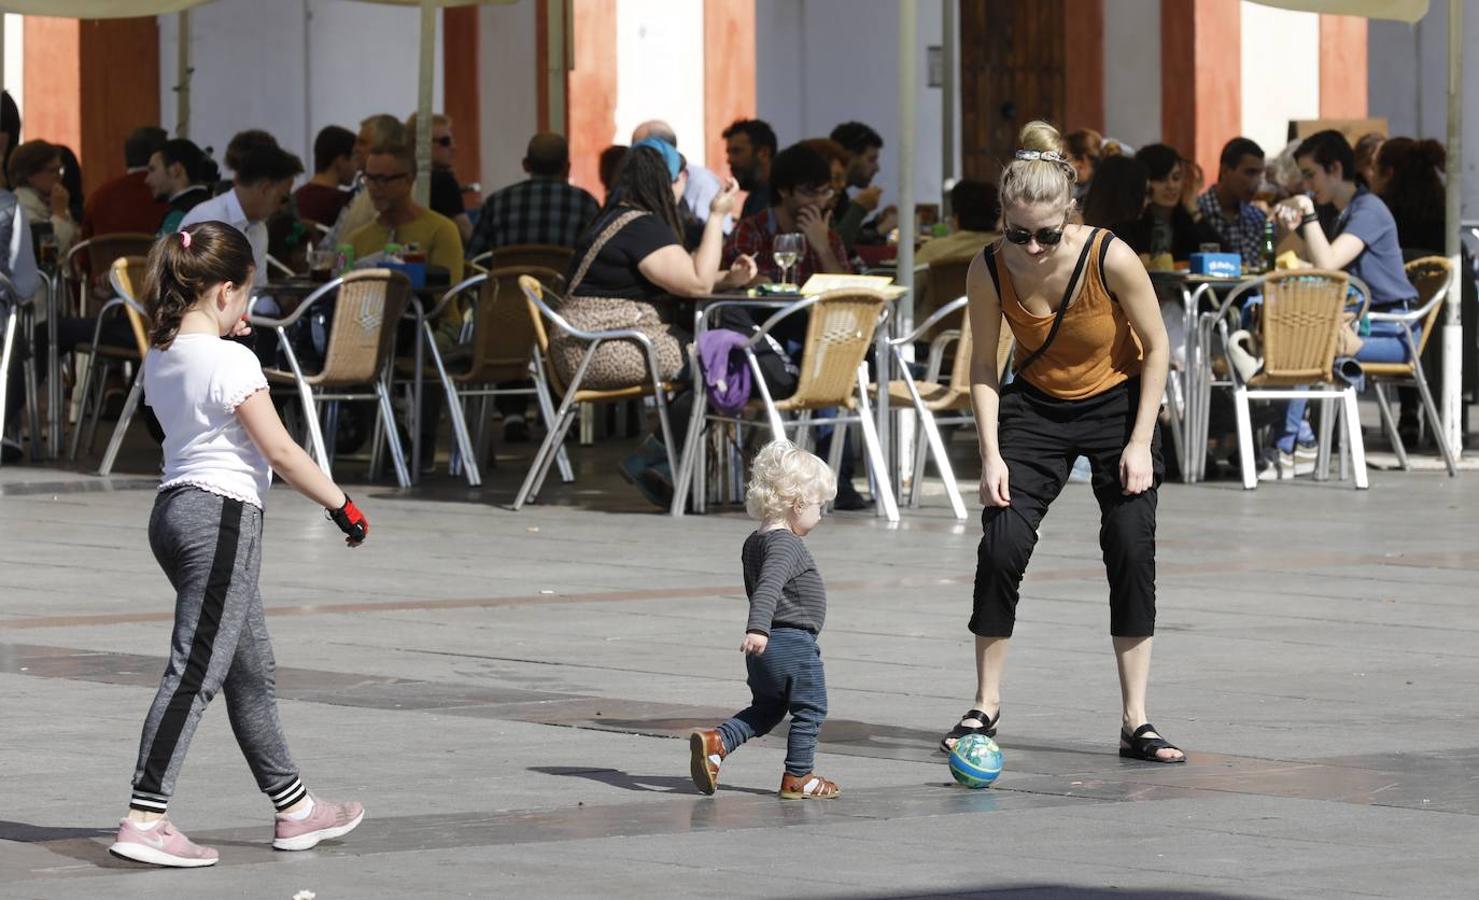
[959,0,1066,183]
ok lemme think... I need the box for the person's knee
[977,508,1037,578]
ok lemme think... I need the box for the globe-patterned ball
[948,733,1003,788]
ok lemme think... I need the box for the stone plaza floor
[2,433,1477,899]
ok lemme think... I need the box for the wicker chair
[251,269,414,487]
[1362,256,1458,476]
[71,256,153,463]
[670,290,899,522]
[491,244,574,276]
[885,298,1015,518]
[404,265,571,487]
[91,257,160,474]
[1201,270,1370,490]
[513,275,681,510]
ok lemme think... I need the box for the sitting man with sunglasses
[406,112,473,243]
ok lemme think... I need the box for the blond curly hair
[745,440,838,523]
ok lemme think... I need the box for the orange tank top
[994,228,1142,400]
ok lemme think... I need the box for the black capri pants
[971,377,1163,638]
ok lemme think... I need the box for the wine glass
[772,233,803,288]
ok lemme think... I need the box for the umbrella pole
[893,0,918,503]
[415,0,435,207]
[1441,0,1463,457]
[177,9,192,138]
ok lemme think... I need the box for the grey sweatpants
[129,486,306,813]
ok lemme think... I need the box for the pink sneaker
[109,817,219,868]
[272,795,365,851]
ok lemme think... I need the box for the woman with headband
[939,121,1184,765]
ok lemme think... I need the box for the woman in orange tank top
[938,122,1184,764]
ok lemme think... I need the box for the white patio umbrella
[1250,0,1464,456]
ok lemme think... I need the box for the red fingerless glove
[327,495,369,543]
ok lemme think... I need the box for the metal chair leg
[1410,363,1459,476]
[23,313,43,462]
[1233,386,1256,490]
[373,379,411,488]
[1371,382,1408,470]
[0,306,15,464]
[1314,397,1335,482]
[670,348,709,516]
[67,355,95,461]
[1341,387,1368,489]
[421,322,480,486]
[98,363,146,476]
[854,362,899,523]
[514,402,575,509]
[916,405,966,520]
[81,360,114,458]
[531,351,574,483]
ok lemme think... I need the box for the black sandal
[939,708,999,753]
[1119,723,1185,764]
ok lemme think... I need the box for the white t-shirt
[177,188,270,289]
[144,333,273,508]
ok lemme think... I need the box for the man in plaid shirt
[1195,137,1268,269]
[466,133,599,258]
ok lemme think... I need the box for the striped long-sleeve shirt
[742,529,827,636]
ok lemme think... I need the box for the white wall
[756,0,950,207]
[1239,2,1320,161]
[1103,0,1160,150]
[479,0,539,193]
[614,0,706,167]
[2,14,23,119]
[159,0,442,176]
[1368,2,1479,220]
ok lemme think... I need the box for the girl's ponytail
[142,222,256,349]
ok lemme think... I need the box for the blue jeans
[717,628,827,776]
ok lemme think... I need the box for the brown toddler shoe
[778,772,839,800]
[689,730,725,795]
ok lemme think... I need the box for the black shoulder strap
[1014,228,1098,375]
[982,243,1002,298]
[1096,230,1120,303]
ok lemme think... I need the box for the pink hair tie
[178,230,192,249]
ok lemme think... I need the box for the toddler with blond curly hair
[688,439,841,800]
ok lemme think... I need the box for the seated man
[1197,137,1268,270]
[348,141,464,345]
[295,125,357,227]
[147,138,219,236]
[829,121,897,252]
[724,119,778,218]
[406,112,473,243]
[632,119,727,232]
[180,134,303,292]
[916,179,1000,265]
[82,126,170,238]
[725,142,853,312]
[466,133,598,258]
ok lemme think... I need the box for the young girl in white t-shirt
[109,222,369,868]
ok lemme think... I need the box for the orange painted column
[567,0,618,200]
[1063,0,1105,134]
[21,18,83,162]
[1161,0,1240,179]
[444,5,482,189]
[1318,14,1368,120]
[703,0,756,180]
[23,16,160,195]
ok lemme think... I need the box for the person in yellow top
[349,141,464,284]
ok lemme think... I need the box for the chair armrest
[890,296,967,346]
[247,275,347,328]
[422,273,487,321]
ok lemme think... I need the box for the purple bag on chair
[696,329,752,416]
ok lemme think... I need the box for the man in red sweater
[82,126,170,238]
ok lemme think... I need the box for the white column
[415,0,435,207]
[1441,0,1463,456]
[895,0,918,495]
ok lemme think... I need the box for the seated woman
[553,138,755,505]
[1272,129,1418,463]
[1370,136,1446,257]
[1118,144,1205,267]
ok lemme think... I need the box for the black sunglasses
[433,136,454,148]
[1002,217,1067,246]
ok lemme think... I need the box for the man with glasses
[406,112,472,242]
[725,142,851,297]
[347,142,464,291]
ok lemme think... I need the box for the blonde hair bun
[1019,120,1064,155]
